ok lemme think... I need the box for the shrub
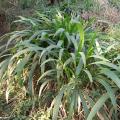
[0,11,120,119]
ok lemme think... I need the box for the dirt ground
[0,11,10,36]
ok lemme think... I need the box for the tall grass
[0,11,120,119]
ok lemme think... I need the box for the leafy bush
[0,11,120,119]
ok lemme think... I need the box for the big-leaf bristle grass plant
[0,11,120,119]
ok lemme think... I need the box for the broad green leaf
[101,68,120,88]
[10,47,43,61]
[95,40,103,54]
[70,35,78,51]
[65,32,72,48]
[37,69,56,83]
[0,59,10,80]
[41,31,49,39]
[28,61,38,96]
[15,16,37,26]
[29,30,43,41]
[39,81,49,98]
[52,86,66,120]
[40,58,56,67]
[87,32,96,57]
[84,69,93,82]
[39,45,59,60]
[15,54,31,74]
[68,92,76,119]
[40,53,46,74]
[79,52,86,68]
[98,78,117,109]
[59,49,64,61]
[19,40,41,48]
[57,40,63,47]
[87,93,109,120]
[6,30,31,48]
[78,23,84,52]
[63,57,73,69]
[91,61,120,72]
[54,28,65,37]
[36,12,50,23]
[70,53,76,67]
[56,63,63,88]
[75,58,83,76]
[91,55,109,62]
[79,91,89,118]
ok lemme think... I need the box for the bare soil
[0,12,10,36]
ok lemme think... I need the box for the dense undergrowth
[0,10,120,119]
[0,0,120,120]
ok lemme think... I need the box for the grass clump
[0,10,120,119]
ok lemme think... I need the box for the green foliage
[0,11,120,119]
[109,0,120,9]
[8,97,51,120]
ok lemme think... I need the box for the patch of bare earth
[0,11,10,36]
